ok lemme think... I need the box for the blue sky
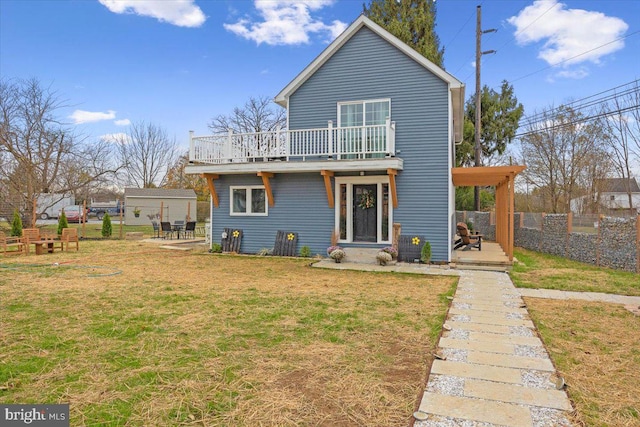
[1,0,638,152]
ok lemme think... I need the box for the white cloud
[69,109,116,124]
[99,0,206,28]
[100,133,130,143]
[224,0,347,46]
[114,119,131,126]
[508,0,628,67]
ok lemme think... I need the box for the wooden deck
[452,241,512,270]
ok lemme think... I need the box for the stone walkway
[415,270,574,427]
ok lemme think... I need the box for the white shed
[123,188,197,225]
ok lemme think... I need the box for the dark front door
[353,184,377,242]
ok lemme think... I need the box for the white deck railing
[189,119,396,164]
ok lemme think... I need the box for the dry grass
[0,240,456,426]
[525,297,640,427]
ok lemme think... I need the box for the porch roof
[452,165,526,262]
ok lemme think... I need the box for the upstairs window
[338,99,390,127]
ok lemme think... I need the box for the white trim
[185,158,403,175]
[229,185,268,217]
[334,176,392,244]
[274,15,462,107]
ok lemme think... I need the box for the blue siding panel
[213,174,334,256]
[289,27,452,261]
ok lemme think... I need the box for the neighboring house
[185,15,465,262]
[571,178,640,214]
[124,188,197,225]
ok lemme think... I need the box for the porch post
[189,130,195,162]
[328,120,333,158]
[226,129,233,161]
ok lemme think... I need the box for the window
[230,186,267,216]
[338,99,390,127]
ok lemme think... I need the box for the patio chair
[161,221,174,239]
[151,221,161,238]
[454,222,482,251]
[183,221,196,239]
[0,231,26,255]
[61,228,79,252]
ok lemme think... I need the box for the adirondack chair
[454,222,482,251]
[0,231,26,255]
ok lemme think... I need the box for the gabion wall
[568,233,597,265]
[598,217,637,272]
[540,214,568,257]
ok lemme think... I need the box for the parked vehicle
[36,193,74,220]
[88,201,124,220]
[59,205,87,223]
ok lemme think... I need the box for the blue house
[186,15,465,262]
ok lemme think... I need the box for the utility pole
[474,5,496,211]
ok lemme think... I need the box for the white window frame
[229,186,268,216]
[337,98,391,127]
[334,176,393,244]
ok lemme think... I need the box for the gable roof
[274,15,465,142]
[275,15,462,106]
[124,188,197,199]
[599,178,640,193]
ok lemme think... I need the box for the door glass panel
[382,184,389,241]
[339,184,347,240]
[365,101,389,125]
[340,103,363,127]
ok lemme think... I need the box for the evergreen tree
[11,209,23,237]
[364,0,444,66]
[102,213,112,238]
[57,210,68,235]
[457,80,524,166]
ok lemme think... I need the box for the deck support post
[257,172,275,207]
[201,173,220,208]
[321,170,334,208]
[387,168,398,208]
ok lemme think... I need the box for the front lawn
[0,241,456,426]
[511,248,640,296]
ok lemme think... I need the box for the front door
[353,184,377,242]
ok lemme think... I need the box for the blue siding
[213,174,334,256]
[289,27,451,261]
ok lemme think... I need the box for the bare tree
[602,81,640,213]
[0,77,119,225]
[209,96,286,135]
[519,105,610,213]
[114,121,179,188]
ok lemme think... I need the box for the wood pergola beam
[387,168,398,208]
[257,172,275,207]
[321,170,334,208]
[201,173,220,208]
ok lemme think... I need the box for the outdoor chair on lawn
[161,221,174,239]
[151,221,161,238]
[454,222,482,251]
[183,221,196,239]
[61,228,79,252]
[0,231,26,255]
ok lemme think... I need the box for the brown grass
[524,297,640,427]
[0,240,456,426]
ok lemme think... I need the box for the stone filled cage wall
[456,211,639,272]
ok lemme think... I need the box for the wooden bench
[0,231,26,255]
[23,228,64,255]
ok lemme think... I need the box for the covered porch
[452,165,526,263]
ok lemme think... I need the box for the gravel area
[514,344,548,358]
[450,314,471,322]
[448,329,470,340]
[426,375,465,397]
[530,406,573,426]
[504,300,526,308]
[505,312,525,320]
[521,369,553,389]
[414,415,496,427]
[442,348,468,362]
[509,326,535,337]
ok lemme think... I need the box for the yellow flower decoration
[412,237,421,245]
[232,230,240,238]
[287,233,295,241]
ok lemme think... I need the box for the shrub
[329,249,345,262]
[299,246,311,258]
[327,245,342,256]
[57,210,69,235]
[101,213,112,237]
[421,241,432,264]
[11,209,23,237]
[210,243,222,253]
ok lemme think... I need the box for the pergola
[452,165,526,261]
